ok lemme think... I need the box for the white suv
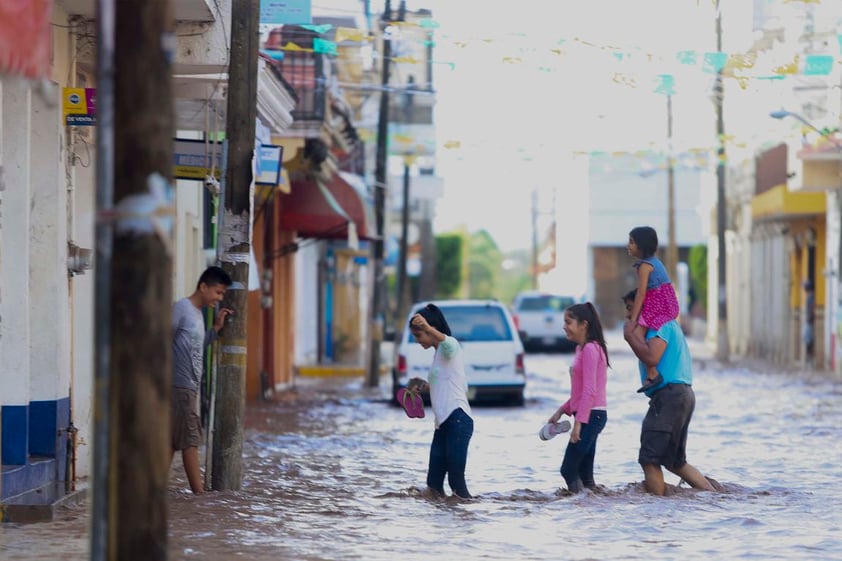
[511,291,578,352]
[392,300,527,406]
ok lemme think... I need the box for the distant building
[586,153,711,328]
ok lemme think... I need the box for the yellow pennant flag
[281,42,312,52]
[335,27,368,43]
[773,55,799,75]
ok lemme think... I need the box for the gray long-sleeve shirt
[172,298,218,392]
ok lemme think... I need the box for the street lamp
[770,109,842,150]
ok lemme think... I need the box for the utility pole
[396,72,415,332]
[418,209,436,300]
[530,187,539,289]
[666,94,678,282]
[395,153,411,324]
[368,0,399,387]
[715,0,729,362]
[91,0,114,559]
[213,0,258,491]
[416,18,436,302]
[104,2,174,560]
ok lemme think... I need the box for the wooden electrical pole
[666,94,678,282]
[368,0,395,387]
[714,0,729,362]
[108,1,174,559]
[395,70,414,333]
[212,0,259,491]
[531,187,539,289]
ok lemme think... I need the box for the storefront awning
[280,171,374,240]
[751,184,826,221]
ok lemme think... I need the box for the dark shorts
[638,383,695,470]
[171,388,202,451]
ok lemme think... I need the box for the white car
[511,291,578,352]
[391,299,527,406]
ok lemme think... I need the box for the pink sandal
[396,387,425,418]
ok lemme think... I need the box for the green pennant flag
[313,38,337,55]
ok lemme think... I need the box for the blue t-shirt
[637,320,693,396]
[634,256,671,289]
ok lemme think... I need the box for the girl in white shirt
[408,304,474,499]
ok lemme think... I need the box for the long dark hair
[565,302,610,367]
[411,303,452,336]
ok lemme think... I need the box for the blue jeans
[560,410,607,493]
[427,408,474,498]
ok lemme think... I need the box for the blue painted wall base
[1,398,70,502]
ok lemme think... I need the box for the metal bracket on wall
[68,241,94,276]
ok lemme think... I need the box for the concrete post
[28,80,72,478]
[0,79,32,466]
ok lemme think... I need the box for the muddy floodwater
[2,333,841,560]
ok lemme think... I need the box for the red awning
[0,0,52,79]
[280,171,374,240]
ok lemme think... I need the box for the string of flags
[354,127,761,162]
[263,3,840,165]
[264,20,842,96]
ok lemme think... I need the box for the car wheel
[508,391,525,407]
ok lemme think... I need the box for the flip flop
[538,420,572,441]
[396,387,425,418]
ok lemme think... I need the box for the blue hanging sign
[259,0,312,25]
[255,144,284,185]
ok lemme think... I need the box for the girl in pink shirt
[547,302,609,493]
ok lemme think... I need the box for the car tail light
[515,353,525,375]
[397,354,407,375]
[513,314,520,331]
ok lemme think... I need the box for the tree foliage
[435,229,532,303]
[467,230,503,299]
[435,233,463,298]
[688,244,708,313]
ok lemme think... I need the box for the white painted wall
[0,78,32,407]
[588,158,708,247]
[174,178,207,299]
[749,228,793,363]
[70,133,96,478]
[29,83,71,402]
[175,0,230,75]
[294,241,321,365]
[826,190,841,372]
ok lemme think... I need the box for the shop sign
[259,0,311,25]
[255,144,283,185]
[173,138,223,180]
[63,88,96,126]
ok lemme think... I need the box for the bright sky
[309,0,788,256]
[412,0,737,252]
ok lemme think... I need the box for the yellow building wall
[752,184,826,221]
[51,6,76,88]
[332,249,368,365]
[246,197,297,401]
[787,219,826,309]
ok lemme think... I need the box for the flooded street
[2,331,841,560]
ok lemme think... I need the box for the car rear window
[408,305,513,342]
[517,295,575,312]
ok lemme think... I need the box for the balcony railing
[280,49,326,123]
[265,26,327,128]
